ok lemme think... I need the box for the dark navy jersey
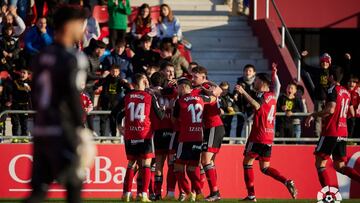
[31,43,88,137]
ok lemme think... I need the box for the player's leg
[201,152,220,200]
[332,140,360,183]
[187,164,204,200]
[123,160,137,202]
[242,155,256,202]
[174,142,192,200]
[24,147,50,203]
[155,154,166,199]
[314,136,338,187]
[259,160,297,199]
[140,158,153,202]
[149,159,156,200]
[165,132,178,199]
[65,176,83,203]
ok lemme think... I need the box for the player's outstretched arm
[234,85,260,110]
[271,63,281,99]
[305,101,336,127]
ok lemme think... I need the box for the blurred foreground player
[235,73,297,202]
[25,5,96,203]
[306,66,360,188]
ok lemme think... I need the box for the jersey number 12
[188,103,203,123]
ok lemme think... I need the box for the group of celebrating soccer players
[112,60,360,202]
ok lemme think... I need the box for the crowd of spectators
[0,0,357,144]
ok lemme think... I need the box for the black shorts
[154,129,174,154]
[243,141,272,161]
[169,132,179,154]
[203,126,225,153]
[125,138,155,160]
[314,136,347,162]
[176,142,202,166]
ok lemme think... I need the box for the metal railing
[252,0,302,82]
[0,110,360,143]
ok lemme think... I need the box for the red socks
[175,170,191,194]
[317,167,330,187]
[142,167,151,195]
[187,167,202,194]
[124,167,135,194]
[200,168,206,190]
[167,164,177,193]
[262,167,288,184]
[204,164,218,192]
[155,175,163,196]
[243,165,255,197]
[339,166,360,183]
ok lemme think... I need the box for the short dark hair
[256,73,271,85]
[160,40,175,53]
[110,64,120,70]
[53,5,87,31]
[243,64,256,72]
[177,77,192,87]
[2,23,13,35]
[189,62,198,68]
[191,66,208,76]
[287,81,298,88]
[150,72,166,87]
[133,73,147,85]
[115,39,126,47]
[329,66,344,82]
[219,81,230,88]
[160,61,174,71]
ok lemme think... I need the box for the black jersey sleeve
[151,95,165,120]
[326,86,337,103]
[173,99,180,119]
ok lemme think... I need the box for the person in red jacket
[236,73,297,202]
[117,73,164,202]
[306,66,360,189]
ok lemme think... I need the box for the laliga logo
[317,186,342,203]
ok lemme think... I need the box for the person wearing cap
[102,39,133,81]
[132,35,160,75]
[301,51,332,137]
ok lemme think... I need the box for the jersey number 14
[128,102,145,122]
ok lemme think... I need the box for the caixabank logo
[317,186,342,203]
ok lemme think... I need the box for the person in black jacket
[275,82,304,142]
[219,81,238,142]
[25,6,91,203]
[301,51,332,137]
[0,23,20,73]
[7,68,31,141]
[94,64,131,139]
[132,35,160,75]
[233,64,256,139]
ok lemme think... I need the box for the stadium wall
[253,0,360,28]
[0,144,359,199]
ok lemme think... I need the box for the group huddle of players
[113,61,360,202]
[113,62,299,202]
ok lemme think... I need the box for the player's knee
[261,167,269,174]
[243,164,253,170]
[203,163,215,172]
[317,166,326,173]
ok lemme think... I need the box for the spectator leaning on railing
[275,82,304,141]
[6,68,31,142]
[219,81,239,139]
